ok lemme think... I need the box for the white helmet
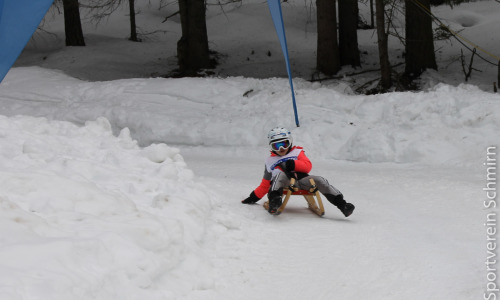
[267,127,293,151]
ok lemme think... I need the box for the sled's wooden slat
[264,178,325,216]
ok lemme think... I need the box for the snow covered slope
[0,66,497,299]
[0,0,499,298]
[1,67,498,167]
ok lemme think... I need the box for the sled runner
[263,178,325,216]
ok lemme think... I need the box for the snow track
[182,148,485,299]
[2,0,500,297]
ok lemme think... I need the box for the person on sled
[242,127,355,216]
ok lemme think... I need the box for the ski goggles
[270,139,291,151]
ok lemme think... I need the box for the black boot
[341,203,355,217]
[268,196,282,214]
[267,190,282,214]
[326,194,355,217]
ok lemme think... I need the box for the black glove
[242,191,260,204]
[280,159,295,172]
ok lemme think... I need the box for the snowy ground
[189,149,485,300]
[0,0,499,299]
[0,66,496,299]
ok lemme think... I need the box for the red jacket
[253,146,312,199]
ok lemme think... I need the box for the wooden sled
[263,177,325,216]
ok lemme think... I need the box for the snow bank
[0,115,217,299]
[1,67,498,167]
[328,83,500,166]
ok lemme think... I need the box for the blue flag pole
[0,0,54,83]
[267,0,300,127]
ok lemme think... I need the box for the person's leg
[298,175,355,217]
[267,172,290,214]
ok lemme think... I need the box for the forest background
[18,0,500,94]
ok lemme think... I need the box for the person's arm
[280,150,312,174]
[294,151,312,173]
[242,166,271,203]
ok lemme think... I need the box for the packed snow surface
[1,0,499,299]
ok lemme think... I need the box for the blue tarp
[267,0,299,127]
[0,0,54,83]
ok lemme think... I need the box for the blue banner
[0,0,54,83]
[0,0,4,25]
[267,0,300,127]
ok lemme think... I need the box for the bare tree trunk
[177,0,211,76]
[338,0,360,67]
[62,0,85,46]
[376,0,391,90]
[129,0,139,42]
[370,0,374,28]
[404,0,436,79]
[316,0,340,75]
[498,60,500,91]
